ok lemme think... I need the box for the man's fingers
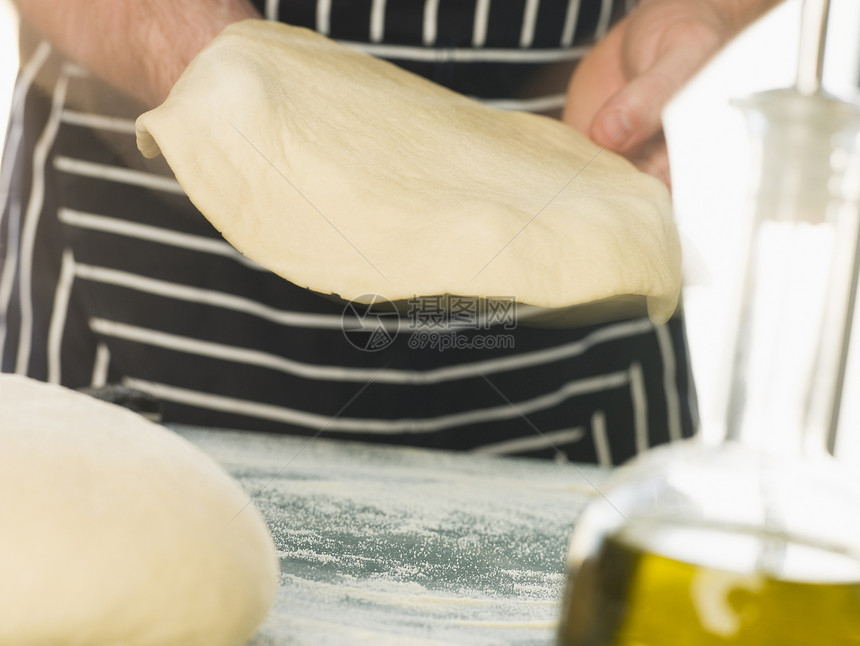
[630,134,672,189]
[562,16,630,134]
[590,55,686,151]
[590,25,721,152]
[591,110,634,149]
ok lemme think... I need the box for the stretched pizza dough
[0,375,278,646]
[137,20,681,323]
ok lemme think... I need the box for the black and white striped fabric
[0,0,698,464]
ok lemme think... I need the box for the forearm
[13,0,261,107]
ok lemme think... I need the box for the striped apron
[0,0,698,464]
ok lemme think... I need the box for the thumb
[590,39,715,152]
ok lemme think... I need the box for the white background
[0,0,859,464]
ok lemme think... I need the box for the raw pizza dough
[136,20,681,323]
[0,375,278,646]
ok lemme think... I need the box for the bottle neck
[722,92,860,456]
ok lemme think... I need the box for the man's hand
[13,0,262,108]
[563,0,782,186]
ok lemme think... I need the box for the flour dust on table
[176,426,611,646]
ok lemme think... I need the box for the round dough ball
[0,375,278,646]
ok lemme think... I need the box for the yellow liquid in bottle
[557,522,860,645]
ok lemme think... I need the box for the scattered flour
[175,426,611,646]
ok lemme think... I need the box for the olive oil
[557,521,860,645]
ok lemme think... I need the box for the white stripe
[60,110,136,134]
[15,70,69,374]
[656,324,683,441]
[340,40,588,63]
[91,342,111,388]
[47,250,75,384]
[89,314,638,391]
[75,263,364,331]
[422,0,440,46]
[120,378,380,433]
[62,62,89,78]
[265,0,279,21]
[0,201,21,356]
[123,370,629,434]
[0,41,50,207]
[480,93,566,113]
[316,0,332,35]
[369,0,387,43]
[629,361,649,453]
[75,262,655,379]
[591,410,611,466]
[473,426,585,455]
[90,317,391,383]
[53,156,184,194]
[472,0,491,47]
[520,0,540,48]
[560,0,582,47]
[687,349,700,432]
[58,208,263,270]
[0,42,51,357]
[595,0,613,40]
